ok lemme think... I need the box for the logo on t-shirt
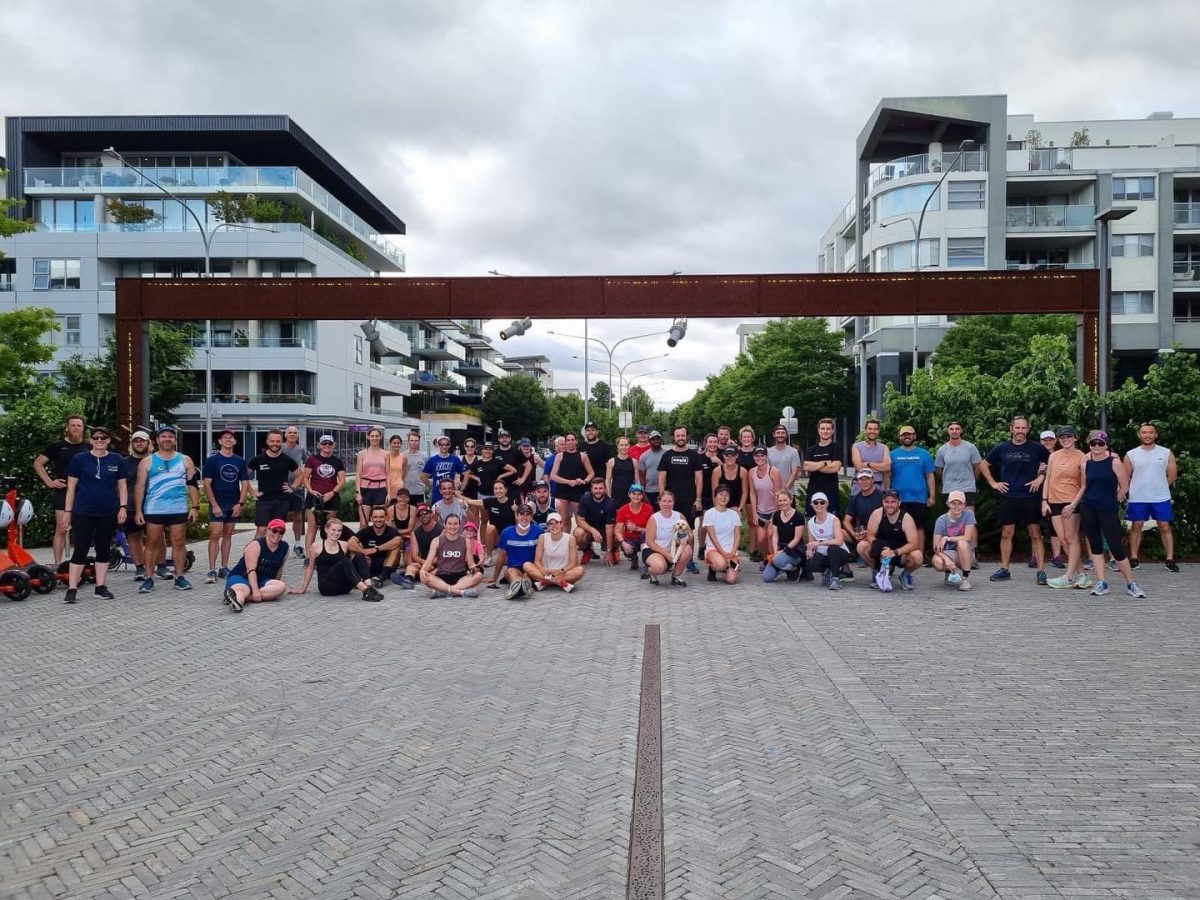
[219,463,241,484]
[316,462,336,479]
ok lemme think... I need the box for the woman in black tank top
[714,449,747,510]
[291,519,381,600]
[608,437,636,503]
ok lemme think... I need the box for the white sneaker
[875,569,893,593]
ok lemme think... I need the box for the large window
[33,258,81,290]
[355,334,364,365]
[59,315,81,346]
[1113,177,1155,201]
[873,239,939,272]
[947,237,986,268]
[259,259,314,278]
[1113,291,1154,315]
[36,199,95,232]
[119,259,233,278]
[876,183,938,220]
[947,180,986,210]
[1111,234,1154,257]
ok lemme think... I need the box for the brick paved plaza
[2,535,1198,899]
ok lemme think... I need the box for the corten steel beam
[116,270,1101,436]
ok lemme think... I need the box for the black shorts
[306,494,340,513]
[556,484,584,503]
[942,491,978,507]
[52,488,68,511]
[1048,502,1077,518]
[288,490,307,512]
[439,570,465,586]
[210,507,240,524]
[359,487,388,508]
[123,506,144,534]
[144,512,189,528]
[641,546,659,565]
[997,495,1043,527]
[900,502,929,526]
[255,498,290,527]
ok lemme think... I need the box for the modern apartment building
[0,115,509,457]
[817,95,1200,418]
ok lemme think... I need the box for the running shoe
[989,567,1011,581]
[138,578,155,594]
[361,588,383,602]
[503,579,525,601]
[1082,559,1094,571]
[828,576,841,591]
[205,570,217,585]
[1107,559,1120,572]
[1036,570,1048,586]
[371,576,385,589]
[1089,580,1110,596]
[94,585,114,600]
[222,586,236,606]
[899,572,914,591]
[429,589,447,599]
[293,545,306,560]
[947,570,962,586]
[1049,555,1066,569]
[648,574,659,586]
[533,580,547,591]
[875,569,893,593]
[958,579,973,592]
[217,566,230,578]
[686,560,700,575]
[63,588,78,604]
[155,565,171,580]
[1129,558,1140,569]
[1166,559,1180,573]
[640,568,650,580]
[580,548,593,566]
[173,576,193,591]
[1027,556,1038,568]
[821,570,831,588]
[486,581,501,590]
[560,581,575,593]
[134,564,146,581]
[228,589,244,612]
[461,588,479,598]
[1125,581,1146,599]
[1047,574,1076,589]
[785,568,801,583]
[707,568,717,582]
[670,575,686,587]
[1074,573,1095,590]
[629,557,639,571]
[839,568,854,580]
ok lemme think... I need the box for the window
[33,258,81,290]
[0,259,14,291]
[1111,234,1154,257]
[35,199,95,232]
[947,237,986,268]
[947,180,986,210]
[1113,291,1154,315]
[876,183,938,220]
[353,382,364,411]
[55,315,82,346]
[354,334,364,365]
[1113,177,1155,201]
[873,239,939,272]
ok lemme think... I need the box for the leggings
[317,554,372,596]
[1080,505,1127,562]
[70,513,116,564]
[763,548,805,582]
[807,545,851,574]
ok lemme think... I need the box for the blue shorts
[1126,500,1174,523]
[225,574,250,590]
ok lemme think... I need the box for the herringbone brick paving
[2,535,1197,898]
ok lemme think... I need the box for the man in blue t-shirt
[980,415,1051,584]
[202,429,251,583]
[497,503,544,601]
[421,435,466,491]
[890,425,936,559]
[574,477,618,565]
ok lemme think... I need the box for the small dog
[668,521,691,567]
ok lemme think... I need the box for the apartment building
[0,115,511,456]
[817,95,1200,418]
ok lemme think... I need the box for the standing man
[851,419,891,495]
[1125,422,1179,571]
[248,430,301,539]
[492,429,521,495]
[403,430,429,504]
[803,418,843,517]
[581,421,612,486]
[135,425,199,593]
[202,428,250,583]
[422,435,466,494]
[657,426,704,573]
[34,413,90,566]
[122,430,154,580]
[281,425,308,556]
[980,415,1050,584]
[62,426,127,604]
[628,425,652,465]
[637,430,667,509]
[890,425,936,561]
[768,424,802,493]
[935,421,982,509]
[715,425,734,454]
[303,436,346,547]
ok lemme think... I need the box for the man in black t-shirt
[493,431,523,492]
[34,414,91,566]
[574,478,618,565]
[348,507,403,585]
[397,505,442,587]
[581,422,612,482]
[842,469,883,578]
[248,430,301,536]
[803,418,843,517]
[657,427,704,516]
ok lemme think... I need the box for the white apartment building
[817,95,1200,419]
[0,115,505,457]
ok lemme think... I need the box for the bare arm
[35,453,61,489]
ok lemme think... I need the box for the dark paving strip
[627,623,664,900]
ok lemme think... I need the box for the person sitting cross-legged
[523,512,585,592]
[419,513,484,598]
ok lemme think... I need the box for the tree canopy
[0,308,59,398]
[933,314,1076,378]
[481,374,550,440]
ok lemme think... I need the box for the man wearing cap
[1125,422,1180,572]
[248,429,302,540]
[864,489,923,592]
[348,506,404,587]
[202,429,250,584]
[581,421,612,482]
[496,503,543,599]
[575,477,618,565]
[403,430,429,503]
[123,430,153,580]
[421,436,465,494]
[135,424,200,593]
[637,430,667,509]
[980,415,1050,584]
[302,436,346,548]
[935,421,982,510]
[492,429,520,494]
[931,491,977,591]
[465,442,515,538]
[890,425,936,562]
[628,425,652,464]
[282,426,308,555]
[803,418,843,517]
[615,483,653,572]
[1043,426,1089,589]
[396,504,442,588]
[851,419,890,496]
[842,469,883,579]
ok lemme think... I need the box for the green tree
[1,168,37,255]
[482,374,550,440]
[58,323,196,425]
[547,392,585,438]
[933,314,1076,378]
[0,308,59,398]
[590,380,613,409]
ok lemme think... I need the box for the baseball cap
[721,446,739,456]
[636,425,649,433]
[395,487,411,497]
[131,430,151,442]
[753,445,768,455]
[482,441,494,449]
[947,490,967,504]
[881,489,900,500]
[156,423,177,434]
[855,468,874,479]
[498,428,510,436]
[319,434,334,444]
[584,421,597,429]
[810,492,828,504]
[519,437,532,446]
[1086,429,1109,445]
[516,503,534,515]
[1056,425,1077,438]
[714,483,731,496]
[267,518,287,531]
[547,512,563,523]
[218,427,236,438]
[1040,430,1056,440]
[463,521,478,532]
[90,426,111,438]
[416,504,432,515]
[898,425,916,436]
[649,430,662,439]
[629,483,645,493]
[534,479,548,488]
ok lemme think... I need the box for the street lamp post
[1094,206,1137,431]
[548,326,667,417]
[104,148,278,458]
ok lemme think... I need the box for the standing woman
[386,433,408,515]
[62,426,127,604]
[1044,426,1088,590]
[607,436,636,504]
[736,426,758,471]
[222,517,291,613]
[1067,430,1146,598]
[355,427,389,528]
[747,447,782,563]
[549,431,594,524]
[459,437,480,516]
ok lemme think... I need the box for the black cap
[584,421,597,429]
[721,446,739,456]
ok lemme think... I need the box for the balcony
[869,150,988,188]
[370,405,410,421]
[191,335,316,349]
[1005,262,1093,271]
[456,355,506,379]
[22,165,404,269]
[1007,149,1074,173]
[411,366,467,391]
[1176,203,1200,227]
[412,335,466,362]
[1173,262,1200,285]
[183,392,314,404]
[1006,205,1095,231]
[368,362,413,395]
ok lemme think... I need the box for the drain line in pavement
[626,623,664,900]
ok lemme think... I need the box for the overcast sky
[5,0,1198,407]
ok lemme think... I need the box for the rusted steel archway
[116,269,1102,436]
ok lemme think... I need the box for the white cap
[1040,430,1056,440]
[319,434,335,444]
[130,430,151,442]
[547,512,563,523]
[810,492,828,503]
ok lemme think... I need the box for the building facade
[817,95,1200,418]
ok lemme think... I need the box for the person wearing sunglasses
[62,427,127,604]
[222,517,291,612]
[1064,431,1146,598]
[804,491,851,591]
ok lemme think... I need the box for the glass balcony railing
[184,392,314,404]
[23,165,405,268]
[370,406,409,421]
[1175,202,1200,226]
[1173,261,1200,281]
[869,151,988,187]
[1022,149,1073,172]
[1006,205,1095,230]
[190,336,315,349]
[1005,261,1093,271]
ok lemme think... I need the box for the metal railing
[369,406,409,420]
[1175,203,1200,226]
[1173,262,1200,282]
[869,151,988,187]
[1006,204,1096,229]
[184,392,314,404]
[1005,261,1092,271]
[190,336,315,349]
[1022,148,1073,172]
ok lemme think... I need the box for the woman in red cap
[222,517,291,612]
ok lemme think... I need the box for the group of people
[30,412,1179,608]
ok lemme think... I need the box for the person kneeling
[930,491,976,592]
[289,518,383,602]
[524,512,584,592]
[702,484,741,584]
[223,517,290,613]
[419,514,484,598]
